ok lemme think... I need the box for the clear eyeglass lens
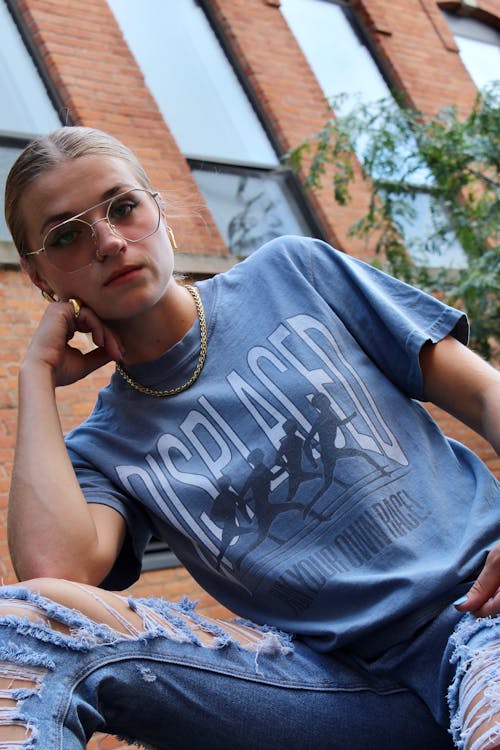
[106,189,160,241]
[44,220,95,273]
[43,189,161,272]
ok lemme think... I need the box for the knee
[0,579,76,635]
[20,576,77,600]
[1,578,79,618]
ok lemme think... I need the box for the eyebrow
[40,184,134,236]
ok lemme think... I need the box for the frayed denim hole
[0,659,48,748]
[136,665,157,683]
[456,646,500,750]
[128,596,296,660]
[0,590,136,651]
[0,613,124,652]
[128,600,202,646]
[232,618,295,653]
[448,614,500,750]
[129,596,235,649]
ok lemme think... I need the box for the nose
[92,217,126,261]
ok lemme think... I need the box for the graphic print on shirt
[116,312,431,614]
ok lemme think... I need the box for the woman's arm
[420,335,500,617]
[8,301,125,585]
[419,335,500,455]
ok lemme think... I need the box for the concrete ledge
[0,241,19,266]
[174,251,239,276]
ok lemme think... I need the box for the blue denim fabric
[346,604,500,750]
[346,605,465,724]
[0,587,455,750]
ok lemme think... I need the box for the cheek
[40,266,90,303]
[152,228,175,277]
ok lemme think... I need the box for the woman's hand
[455,543,500,617]
[22,300,123,387]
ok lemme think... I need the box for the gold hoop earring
[166,225,178,249]
[41,289,57,303]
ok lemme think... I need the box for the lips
[104,265,142,286]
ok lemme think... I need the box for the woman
[2,126,499,749]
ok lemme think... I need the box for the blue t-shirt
[66,237,500,653]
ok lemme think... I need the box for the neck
[111,281,198,365]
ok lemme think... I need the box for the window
[443,11,500,89]
[108,0,314,256]
[141,537,180,572]
[0,0,60,253]
[281,0,466,269]
[281,0,389,113]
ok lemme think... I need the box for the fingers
[455,546,500,617]
[473,592,500,618]
[456,589,500,619]
[75,346,114,380]
[25,301,123,387]
[72,305,124,364]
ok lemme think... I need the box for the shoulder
[219,235,346,285]
[248,234,338,266]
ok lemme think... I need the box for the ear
[21,257,57,300]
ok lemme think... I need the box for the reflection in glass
[395,192,466,269]
[192,168,311,256]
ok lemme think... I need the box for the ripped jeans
[0,581,496,750]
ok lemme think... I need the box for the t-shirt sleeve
[271,236,469,399]
[65,448,153,591]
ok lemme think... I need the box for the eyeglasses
[24,188,162,273]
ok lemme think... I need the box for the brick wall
[1,1,499,747]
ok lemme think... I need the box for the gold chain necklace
[115,285,207,397]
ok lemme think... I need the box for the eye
[109,195,140,221]
[46,221,85,250]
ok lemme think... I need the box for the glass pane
[192,168,312,256]
[281,0,391,114]
[0,145,23,241]
[0,0,60,135]
[142,538,180,571]
[108,0,277,166]
[443,13,500,89]
[454,36,500,89]
[396,192,466,269]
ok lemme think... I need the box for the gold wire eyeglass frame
[23,188,161,273]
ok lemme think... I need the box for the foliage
[286,83,500,359]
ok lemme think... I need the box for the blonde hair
[5,126,152,256]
